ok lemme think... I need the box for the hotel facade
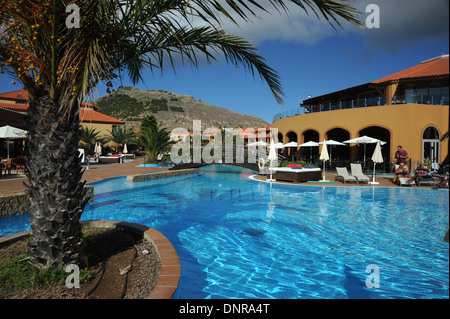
[272,55,449,171]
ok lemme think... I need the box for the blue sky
[1,0,449,124]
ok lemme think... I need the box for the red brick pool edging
[0,220,180,299]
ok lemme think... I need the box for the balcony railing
[273,95,449,122]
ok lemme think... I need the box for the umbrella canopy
[104,140,120,148]
[0,125,28,159]
[282,141,298,147]
[268,140,278,164]
[0,125,28,139]
[319,141,330,162]
[248,141,269,147]
[319,140,329,181]
[318,139,345,146]
[299,141,319,147]
[319,140,345,166]
[343,135,386,145]
[273,142,284,149]
[370,141,383,184]
[299,141,319,160]
[371,141,383,163]
[123,143,128,154]
[283,141,298,161]
[266,139,278,182]
[343,135,386,165]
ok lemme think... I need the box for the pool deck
[0,157,443,194]
[0,157,170,195]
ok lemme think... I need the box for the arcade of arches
[272,104,448,170]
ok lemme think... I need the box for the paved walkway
[0,157,169,195]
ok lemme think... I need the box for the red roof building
[295,54,449,113]
[0,89,125,136]
[373,55,449,84]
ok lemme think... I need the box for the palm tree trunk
[24,93,90,269]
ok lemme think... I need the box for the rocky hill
[95,87,269,132]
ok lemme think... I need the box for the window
[422,126,440,171]
[442,86,449,105]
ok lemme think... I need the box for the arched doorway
[285,131,298,161]
[277,132,283,144]
[422,126,440,171]
[358,126,391,169]
[301,130,319,162]
[326,128,350,166]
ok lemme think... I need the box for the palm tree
[79,127,103,153]
[0,0,361,269]
[141,115,158,130]
[139,124,171,160]
[107,126,137,150]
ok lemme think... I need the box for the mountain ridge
[95,86,269,132]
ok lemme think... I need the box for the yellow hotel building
[273,55,449,171]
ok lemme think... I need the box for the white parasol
[267,139,278,182]
[0,125,28,159]
[343,135,386,166]
[319,139,330,181]
[369,141,383,184]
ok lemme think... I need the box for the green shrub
[169,106,184,112]
[0,254,93,298]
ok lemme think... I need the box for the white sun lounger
[335,167,358,184]
[399,177,416,187]
[350,163,370,183]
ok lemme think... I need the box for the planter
[0,220,180,299]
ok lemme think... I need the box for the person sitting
[415,164,430,178]
[439,172,449,188]
[415,163,435,185]
[393,163,412,183]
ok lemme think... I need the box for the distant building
[0,89,125,137]
[273,55,449,170]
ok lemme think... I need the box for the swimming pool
[1,165,448,299]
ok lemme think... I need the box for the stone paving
[0,157,169,195]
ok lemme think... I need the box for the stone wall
[126,168,198,182]
[0,186,94,219]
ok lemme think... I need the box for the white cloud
[214,0,449,52]
[353,0,449,54]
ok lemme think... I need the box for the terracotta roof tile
[372,55,449,84]
[80,109,125,124]
[0,89,29,101]
[0,102,29,112]
[0,102,124,125]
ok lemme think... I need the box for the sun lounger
[335,167,358,184]
[399,177,416,186]
[350,163,370,183]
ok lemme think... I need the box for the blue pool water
[1,165,448,299]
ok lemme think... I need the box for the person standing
[395,145,409,164]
